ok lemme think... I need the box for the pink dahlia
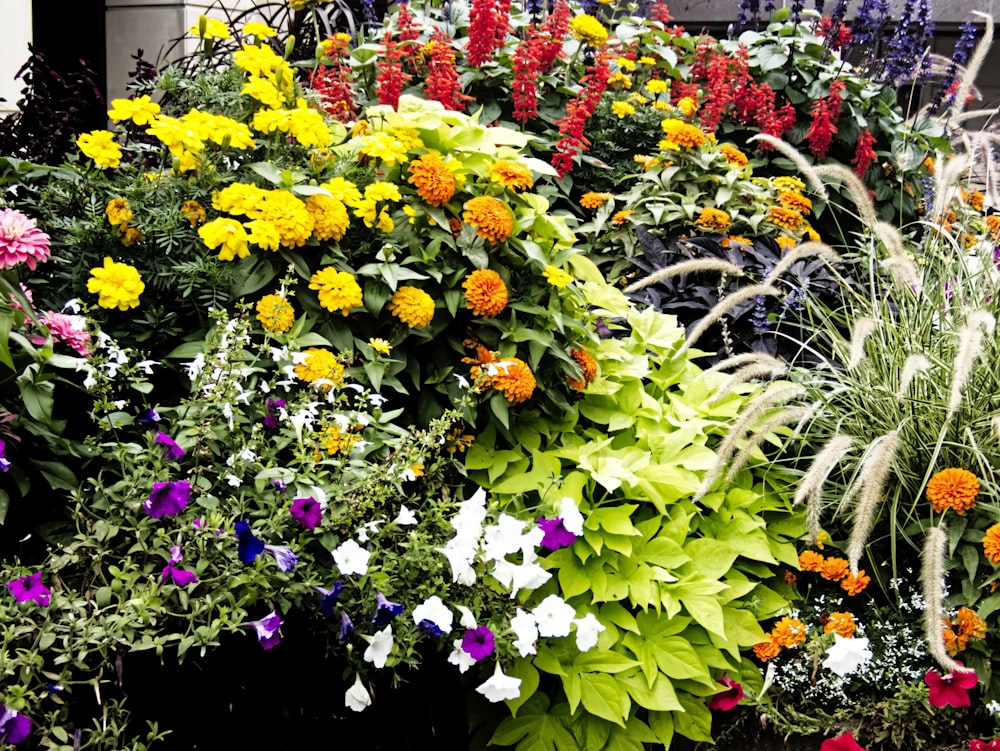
[0,209,51,270]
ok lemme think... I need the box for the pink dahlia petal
[0,209,51,270]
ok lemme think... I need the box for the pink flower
[708,673,744,711]
[0,209,51,270]
[35,312,92,356]
[970,740,1000,751]
[820,732,867,751]
[925,666,978,708]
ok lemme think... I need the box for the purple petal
[289,496,322,530]
[145,481,190,519]
[265,545,298,572]
[154,432,186,461]
[538,517,577,551]
[461,626,496,661]
[162,562,199,587]
[235,520,265,563]
[5,572,51,606]
[372,591,404,626]
[0,705,32,744]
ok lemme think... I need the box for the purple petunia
[0,439,10,473]
[0,703,31,745]
[372,591,404,626]
[235,520,266,563]
[136,407,160,426]
[461,626,496,661]
[289,496,322,530]
[245,610,282,650]
[339,611,354,640]
[263,398,285,430]
[154,432,186,461]
[264,544,298,572]
[537,517,577,551]
[5,571,51,606]
[316,582,344,618]
[145,480,191,518]
[161,546,198,587]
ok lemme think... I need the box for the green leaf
[579,672,630,727]
[674,693,714,743]
[507,659,540,716]
[0,488,7,525]
[618,670,683,712]
[489,696,580,751]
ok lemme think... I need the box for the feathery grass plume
[676,283,781,358]
[947,12,994,124]
[955,109,999,126]
[748,134,829,198]
[947,309,996,418]
[795,434,855,541]
[767,242,841,283]
[811,164,879,227]
[707,361,790,405]
[702,351,786,377]
[874,219,921,291]
[724,406,810,483]
[693,383,805,502]
[897,353,933,397]
[932,152,970,224]
[846,317,878,370]
[623,259,744,294]
[921,524,963,673]
[845,429,901,574]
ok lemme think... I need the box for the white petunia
[573,613,605,652]
[510,610,539,657]
[532,594,576,637]
[476,662,522,703]
[344,674,372,712]
[411,595,453,635]
[559,496,584,536]
[483,514,528,561]
[363,624,394,668]
[822,635,873,677]
[332,538,371,576]
[455,605,478,629]
[507,561,552,597]
[396,505,418,525]
[447,639,477,673]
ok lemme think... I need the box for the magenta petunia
[289,496,322,529]
[154,432,186,461]
[461,625,496,661]
[145,480,191,518]
[0,703,32,745]
[820,732,867,751]
[0,208,51,270]
[5,571,51,606]
[161,546,198,587]
[707,673,744,711]
[926,666,978,708]
[537,516,577,551]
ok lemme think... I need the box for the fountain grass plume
[707,361,790,405]
[845,429,901,573]
[767,242,841,283]
[897,353,933,398]
[846,317,879,370]
[676,283,781,358]
[921,524,964,673]
[623,258,744,294]
[724,406,811,483]
[794,434,855,541]
[811,163,880,227]
[947,310,996,418]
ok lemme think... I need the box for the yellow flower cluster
[188,15,231,40]
[108,95,161,127]
[256,294,295,333]
[294,347,344,391]
[659,119,707,151]
[77,130,122,169]
[694,207,731,232]
[252,99,332,148]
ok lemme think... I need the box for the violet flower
[264,544,298,572]
[461,626,496,660]
[316,581,344,618]
[372,591,404,626]
[136,407,160,425]
[161,546,198,587]
[235,520,266,563]
[339,611,354,640]
[0,439,10,473]
[289,496,322,530]
[154,432,186,461]
[537,517,577,551]
[0,703,31,745]
[145,480,190,518]
[5,571,51,606]
[245,610,282,650]
[263,398,285,430]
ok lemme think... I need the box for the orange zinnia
[798,550,824,572]
[567,348,598,391]
[823,611,857,638]
[840,569,870,595]
[407,153,456,206]
[463,196,514,244]
[820,556,850,582]
[462,269,508,318]
[490,357,536,404]
[926,467,980,515]
[489,160,533,191]
[753,635,781,661]
[580,191,613,209]
[767,206,804,231]
[770,616,807,648]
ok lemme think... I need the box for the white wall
[0,0,33,116]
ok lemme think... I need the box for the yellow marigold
[634,155,658,170]
[638,56,656,65]
[719,144,749,168]
[823,612,857,638]
[359,131,411,167]
[309,268,363,316]
[676,96,697,117]
[107,95,160,126]
[779,191,813,216]
[840,570,870,596]
[368,337,392,356]
[985,215,1000,242]
[659,119,707,150]
[820,556,850,582]
[463,196,514,244]
[77,130,122,169]
[567,348,598,391]
[286,103,332,148]
[543,265,573,288]
[489,160,534,191]
[322,177,362,206]
[87,257,144,311]
[770,616,806,648]
[242,75,286,109]
[721,235,752,249]
[244,219,281,252]
[234,43,285,77]
[927,467,980,515]
[645,79,669,95]
[147,114,204,158]
[772,176,806,192]
[241,21,276,38]
[580,192,613,209]
[305,194,350,241]
[753,635,781,661]
[612,209,635,225]
[694,207,731,232]
[767,206,804,231]
[106,198,133,227]
[180,200,206,227]
[252,190,314,248]
[491,357,536,404]
[189,15,231,40]
[652,100,670,111]
[628,93,649,106]
[294,347,344,390]
[198,218,250,261]
[364,182,402,203]
[256,294,295,333]
[775,236,797,252]
[798,550,824,572]
[388,286,435,328]
[611,101,636,119]
[118,225,142,247]
[408,154,456,206]
[607,72,632,89]
[965,190,985,212]
[615,56,636,70]
[322,425,358,455]
[462,269,508,318]
[213,183,268,215]
[569,14,608,46]
[984,523,1000,564]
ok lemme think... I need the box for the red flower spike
[820,732,868,751]
[925,666,978,708]
[851,128,877,179]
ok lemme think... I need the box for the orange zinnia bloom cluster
[580,191,613,209]
[462,268,508,317]
[823,611,857,638]
[796,550,870,595]
[463,196,514,244]
[719,143,748,168]
[754,616,806,662]
[489,160,533,191]
[694,207,731,232]
[408,153,456,206]
[926,467,980,515]
[986,215,1000,242]
[767,206,804,230]
[567,348,598,391]
[943,606,987,656]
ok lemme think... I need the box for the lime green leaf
[579,672,630,727]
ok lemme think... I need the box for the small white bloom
[411,595,453,635]
[510,610,539,657]
[455,605,478,629]
[368,393,388,406]
[345,675,373,712]
[532,594,576,637]
[455,374,470,389]
[439,543,477,584]
[62,298,82,313]
[559,496,584,536]
[224,473,242,487]
[363,624,393,668]
[332,538,371,576]
[356,520,382,543]
[822,635,873,677]
[448,639,476,673]
[573,613,605,652]
[184,354,205,381]
[395,505,418,525]
[476,662,522,703]
[135,359,158,374]
[112,400,128,410]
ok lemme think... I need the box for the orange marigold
[965,189,985,212]
[984,523,1000,564]
[943,624,960,656]
[957,606,987,641]
[770,616,807,648]
[462,268,508,318]
[388,286,435,328]
[840,569,870,595]
[407,153,456,206]
[612,210,635,225]
[823,611,857,638]
[659,118,707,150]
[753,635,781,661]
[463,196,514,244]
[489,160,533,191]
[926,467,980,515]
[719,143,748,168]
[767,206,804,230]
[580,191,613,209]
[490,357,536,404]
[567,348,598,391]
[820,556,850,582]
[694,207,731,232]
[986,215,1000,242]
[798,550,824,572]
